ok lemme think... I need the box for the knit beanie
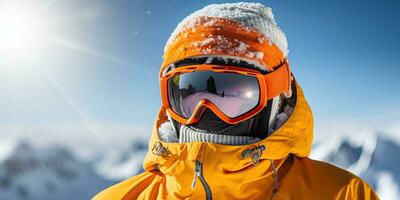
[162,2,288,72]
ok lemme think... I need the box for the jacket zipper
[191,160,212,200]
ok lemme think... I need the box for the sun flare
[0,3,46,58]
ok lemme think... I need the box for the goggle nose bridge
[190,99,226,122]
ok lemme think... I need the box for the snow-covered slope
[0,139,115,200]
[311,130,400,200]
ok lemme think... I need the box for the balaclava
[159,3,293,145]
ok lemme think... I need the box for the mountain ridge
[0,130,398,200]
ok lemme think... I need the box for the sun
[245,91,253,98]
[0,3,46,58]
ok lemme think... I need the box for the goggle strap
[264,62,291,99]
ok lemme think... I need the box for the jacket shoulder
[293,157,379,199]
[92,171,160,200]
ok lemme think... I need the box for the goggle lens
[168,70,260,119]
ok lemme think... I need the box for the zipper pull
[191,160,201,189]
[191,174,198,189]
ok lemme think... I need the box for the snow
[311,130,400,200]
[165,2,288,56]
[255,51,264,60]
[95,148,146,180]
[236,40,249,52]
[0,140,115,200]
[270,103,292,132]
[382,121,400,146]
[312,129,378,175]
[311,129,377,175]
[182,55,269,72]
[191,35,266,64]
[0,139,18,163]
[376,171,400,200]
[310,135,344,160]
[192,37,214,47]
[347,130,377,175]
[158,120,179,142]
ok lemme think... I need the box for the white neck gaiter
[179,125,260,145]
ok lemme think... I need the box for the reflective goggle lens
[168,70,260,119]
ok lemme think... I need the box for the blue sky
[0,0,399,152]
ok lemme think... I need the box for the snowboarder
[93,3,379,199]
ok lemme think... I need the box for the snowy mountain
[311,130,400,200]
[0,139,115,200]
[94,141,147,181]
[0,130,398,200]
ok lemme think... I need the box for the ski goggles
[160,61,291,125]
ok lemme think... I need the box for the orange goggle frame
[160,62,291,125]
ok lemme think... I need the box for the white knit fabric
[165,2,288,56]
[157,121,260,145]
[179,125,260,145]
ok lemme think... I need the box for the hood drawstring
[241,146,278,199]
[269,159,279,200]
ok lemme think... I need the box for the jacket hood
[139,82,313,199]
[142,3,313,198]
[93,83,378,199]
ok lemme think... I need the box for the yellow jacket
[93,83,378,200]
